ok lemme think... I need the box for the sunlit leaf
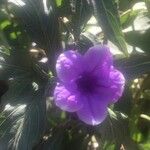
[0,89,46,150]
[92,0,128,55]
[56,0,62,7]
[8,0,61,71]
[120,9,139,29]
[12,90,46,150]
[115,54,150,80]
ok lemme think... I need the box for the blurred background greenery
[0,0,150,149]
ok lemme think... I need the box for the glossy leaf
[125,29,150,54]
[12,90,46,150]
[123,10,150,54]
[0,47,46,150]
[91,0,128,55]
[60,0,92,41]
[70,0,92,40]
[0,104,26,150]
[115,54,150,80]
[0,84,46,150]
[96,109,139,149]
[8,0,61,70]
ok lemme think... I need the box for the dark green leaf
[60,0,92,41]
[115,54,150,80]
[96,109,139,149]
[96,109,128,143]
[92,0,128,55]
[114,84,133,115]
[70,0,92,40]
[8,0,61,71]
[145,0,150,12]
[0,28,10,54]
[12,90,46,150]
[118,0,136,11]
[0,104,26,150]
[0,87,46,150]
[0,19,31,68]
[124,10,150,53]
[34,129,64,150]
[0,51,47,150]
[125,29,150,54]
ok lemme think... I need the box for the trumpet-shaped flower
[54,45,125,125]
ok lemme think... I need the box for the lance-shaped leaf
[91,0,128,55]
[0,52,47,150]
[0,29,10,55]
[145,0,150,12]
[70,0,93,40]
[114,54,150,80]
[12,90,46,150]
[123,10,150,54]
[59,0,92,41]
[0,104,26,150]
[0,85,46,150]
[8,0,61,71]
[96,109,139,149]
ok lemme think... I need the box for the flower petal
[108,68,125,102]
[56,50,83,82]
[54,83,83,112]
[83,45,113,77]
[76,94,108,125]
[95,68,125,103]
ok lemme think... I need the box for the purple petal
[108,68,125,102]
[56,50,83,82]
[95,68,125,103]
[76,94,108,125]
[54,83,83,112]
[83,45,113,80]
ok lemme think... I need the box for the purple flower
[54,45,125,125]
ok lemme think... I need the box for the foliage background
[0,0,150,149]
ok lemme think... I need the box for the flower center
[76,73,98,94]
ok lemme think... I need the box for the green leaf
[34,129,64,150]
[0,20,31,68]
[123,10,150,53]
[145,0,150,12]
[92,0,128,56]
[56,0,62,7]
[96,109,139,149]
[118,0,135,11]
[0,104,26,150]
[0,28,10,54]
[0,56,33,104]
[114,84,133,115]
[60,0,92,40]
[0,52,47,150]
[120,9,139,29]
[70,0,92,40]
[8,0,61,71]
[125,29,150,54]
[0,87,46,150]
[115,54,150,80]
[96,109,129,143]
[12,90,46,150]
